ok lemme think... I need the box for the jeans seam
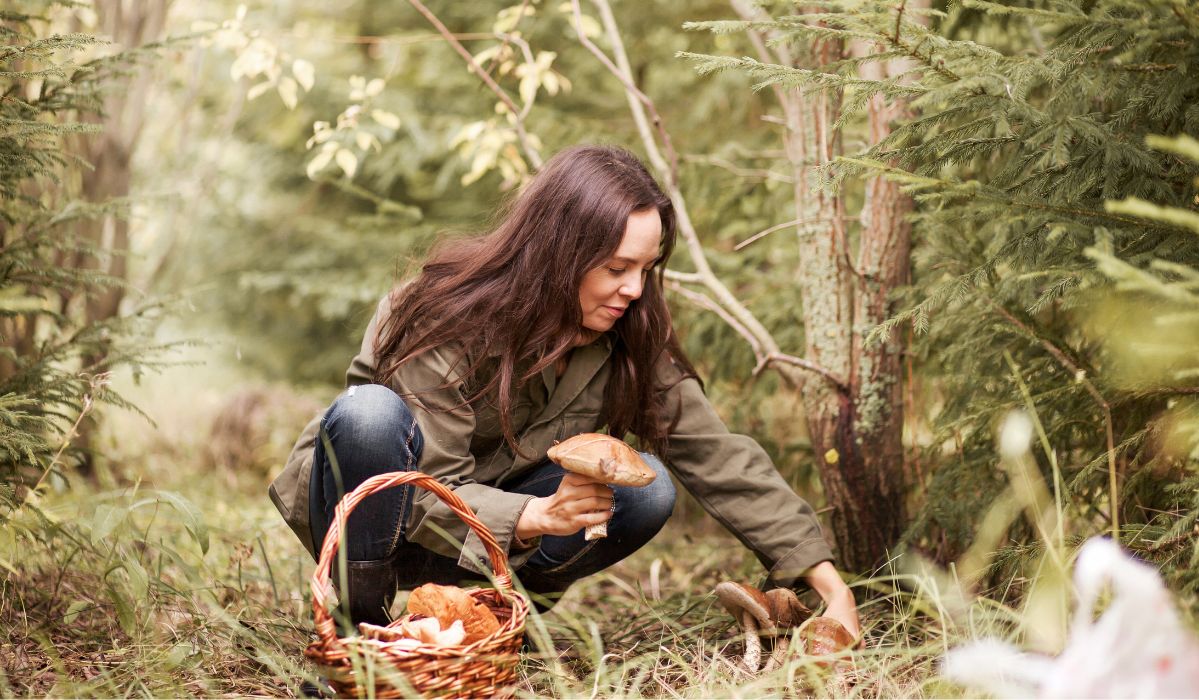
[540,536,599,575]
[386,409,421,556]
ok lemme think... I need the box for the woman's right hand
[516,472,613,539]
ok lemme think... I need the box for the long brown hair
[373,144,695,456]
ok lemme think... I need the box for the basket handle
[309,471,515,649]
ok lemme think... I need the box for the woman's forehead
[614,209,662,262]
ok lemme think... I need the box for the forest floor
[0,353,984,698]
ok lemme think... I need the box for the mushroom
[546,433,655,540]
[714,581,772,672]
[761,587,814,672]
[797,616,857,696]
[797,616,855,660]
[766,587,813,628]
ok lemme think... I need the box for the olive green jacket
[269,295,835,588]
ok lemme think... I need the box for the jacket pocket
[556,410,601,441]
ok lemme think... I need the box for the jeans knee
[632,453,675,528]
[324,384,424,462]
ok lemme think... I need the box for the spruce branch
[990,302,1120,541]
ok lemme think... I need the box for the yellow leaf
[246,80,273,100]
[335,148,358,178]
[292,59,315,92]
[306,143,336,179]
[371,109,401,130]
[277,76,298,109]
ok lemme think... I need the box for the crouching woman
[268,145,859,636]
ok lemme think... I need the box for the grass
[0,358,1107,698]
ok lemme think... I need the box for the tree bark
[751,4,921,571]
[68,0,170,473]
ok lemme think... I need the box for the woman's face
[578,208,663,334]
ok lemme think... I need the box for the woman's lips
[604,305,625,318]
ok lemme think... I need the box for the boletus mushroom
[797,616,856,660]
[546,433,655,540]
[714,581,772,672]
[761,587,814,671]
[797,616,857,695]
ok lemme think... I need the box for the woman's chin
[581,317,615,334]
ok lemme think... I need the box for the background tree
[682,0,1199,597]
[1,1,165,503]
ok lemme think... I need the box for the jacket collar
[541,332,613,419]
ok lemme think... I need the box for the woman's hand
[805,560,862,645]
[516,472,614,539]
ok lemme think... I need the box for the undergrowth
[0,359,1181,698]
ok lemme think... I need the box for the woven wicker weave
[304,471,530,698]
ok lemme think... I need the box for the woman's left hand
[804,560,862,645]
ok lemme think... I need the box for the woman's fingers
[578,510,612,527]
[533,472,616,535]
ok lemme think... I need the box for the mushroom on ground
[546,433,655,540]
[761,587,814,672]
[797,616,857,696]
[797,616,856,660]
[714,581,772,672]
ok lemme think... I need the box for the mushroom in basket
[356,583,501,648]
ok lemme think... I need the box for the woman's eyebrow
[612,255,658,265]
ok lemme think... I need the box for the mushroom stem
[741,610,761,672]
[584,499,617,540]
[763,636,789,673]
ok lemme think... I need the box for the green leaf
[62,600,89,624]
[107,583,136,636]
[90,504,129,544]
[148,490,210,555]
[120,558,150,600]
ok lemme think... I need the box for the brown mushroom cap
[797,616,856,657]
[547,433,656,486]
[765,588,814,629]
[714,582,771,627]
[715,581,772,672]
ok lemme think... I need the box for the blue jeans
[308,384,676,607]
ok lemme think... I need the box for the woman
[269,145,860,636]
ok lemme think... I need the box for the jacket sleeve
[656,356,835,589]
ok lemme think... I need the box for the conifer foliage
[686,0,1199,597]
[1,3,160,508]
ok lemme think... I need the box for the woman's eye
[608,267,627,275]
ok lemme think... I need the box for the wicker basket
[304,471,530,698]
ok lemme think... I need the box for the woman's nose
[619,276,643,300]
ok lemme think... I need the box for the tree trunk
[775,9,918,571]
[68,0,170,473]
